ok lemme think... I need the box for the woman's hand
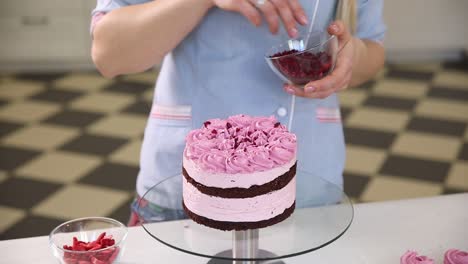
[283,21,355,99]
[212,0,308,38]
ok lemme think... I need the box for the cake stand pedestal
[208,229,284,264]
[137,170,353,263]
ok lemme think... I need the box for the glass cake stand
[137,170,353,263]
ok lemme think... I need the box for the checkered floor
[1,57,467,240]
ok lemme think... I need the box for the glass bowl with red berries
[49,217,127,264]
[266,30,339,85]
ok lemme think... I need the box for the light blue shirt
[93,0,386,206]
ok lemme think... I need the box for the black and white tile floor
[0,57,467,240]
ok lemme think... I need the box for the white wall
[383,0,468,61]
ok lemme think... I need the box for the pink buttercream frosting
[185,115,297,173]
[444,249,468,264]
[183,176,296,222]
[400,251,435,264]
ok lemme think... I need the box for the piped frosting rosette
[444,249,468,264]
[400,251,435,264]
[184,114,296,174]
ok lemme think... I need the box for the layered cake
[182,115,297,231]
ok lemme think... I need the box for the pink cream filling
[183,155,296,188]
[183,177,296,222]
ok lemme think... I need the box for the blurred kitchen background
[0,0,467,240]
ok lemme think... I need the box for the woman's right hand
[211,0,308,38]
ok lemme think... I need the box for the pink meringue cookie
[400,251,435,264]
[444,249,468,264]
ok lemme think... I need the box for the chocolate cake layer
[183,201,295,231]
[182,162,297,199]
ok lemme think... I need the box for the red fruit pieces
[101,238,115,247]
[270,50,332,85]
[96,232,106,242]
[73,237,79,248]
[91,256,108,264]
[271,50,298,57]
[62,232,118,264]
[64,257,78,264]
[107,248,120,263]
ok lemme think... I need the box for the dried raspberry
[62,232,118,264]
[271,50,332,85]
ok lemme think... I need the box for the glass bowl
[265,30,339,85]
[49,217,128,264]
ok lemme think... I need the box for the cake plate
[137,170,353,263]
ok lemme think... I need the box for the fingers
[257,1,280,33]
[304,55,352,92]
[284,83,339,99]
[269,0,298,37]
[255,0,307,37]
[215,0,307,35]
[288,0,308,25]
[328,21,352,49]
[283,55,353,99]
[233,0,263,27]
[284,75,348,99]
[283,84,306,97]
[280,20,356,99]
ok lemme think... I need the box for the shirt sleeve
[90,0,150,34]
[355,0,386,44]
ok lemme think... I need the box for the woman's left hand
[283,21,355,99]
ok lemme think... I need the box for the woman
[91,0,385,224]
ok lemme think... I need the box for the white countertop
[1,193,467,264]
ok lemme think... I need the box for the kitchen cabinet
[0,0,95,71]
